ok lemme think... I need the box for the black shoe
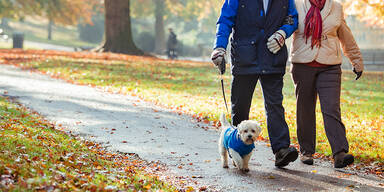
[334,152,354,168]
[300,154,314,165]
[275,147,298,167]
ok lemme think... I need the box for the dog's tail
[219,113,230,128]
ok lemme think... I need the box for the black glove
[353,68,362,80]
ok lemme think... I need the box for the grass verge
[0,41,40,50]
[16,56,384,164]
[0,95,177,191]
[0,49,382,175]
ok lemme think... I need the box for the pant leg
[231,75,259,126]
[291,64,318,155]
[316,65,349,155]
[259,74,290,153]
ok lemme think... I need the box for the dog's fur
[218,113,261,172]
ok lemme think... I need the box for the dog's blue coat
[223,127,255,157]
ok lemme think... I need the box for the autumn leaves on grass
[0,49,383,177]
[0,96,178,191]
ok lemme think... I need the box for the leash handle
[218,56,226,75]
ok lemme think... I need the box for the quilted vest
[230,0,289,75]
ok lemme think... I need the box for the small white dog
[218,113,261,172]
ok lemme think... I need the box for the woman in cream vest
[290,0,363,168]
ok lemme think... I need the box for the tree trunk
[98,0,143,55]
[48,19,54,40]
[154,0,165,54]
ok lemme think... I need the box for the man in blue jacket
[211,0,299,167]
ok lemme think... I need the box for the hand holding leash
[211,48,226,74]
[212,50,229,115]
[267,30,286,54]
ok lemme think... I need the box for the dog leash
[220,76,230,115]
[218,59,230,115]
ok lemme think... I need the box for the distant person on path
[167,28,177,59]
[290,0,364,168]
[211,0,299,167]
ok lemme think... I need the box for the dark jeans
[231,74,290,154]
[291,64,348,156]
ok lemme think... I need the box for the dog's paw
[241,168,250,173]
[232,161,237,167]
[222,165,229,169]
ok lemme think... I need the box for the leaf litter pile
[0,49,383,179]
[0,95,206,191]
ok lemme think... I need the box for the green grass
[0,96,177,191]
[5,18,98,48]
[18,57,384,163]
[0,41,40,50]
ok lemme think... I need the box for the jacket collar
[303,0,332,20]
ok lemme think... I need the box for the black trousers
[231,74,290,153]
[291,64,348,156]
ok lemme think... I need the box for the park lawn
[6,17,98,48]
[17,56,384,164]
[0,96,178,191]
[0,41,40,50]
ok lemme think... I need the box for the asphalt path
[0,64,383,191]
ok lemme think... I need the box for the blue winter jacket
[214,0,298,75]
[223,127,255,157]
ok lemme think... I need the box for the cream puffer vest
[290,0,363,72]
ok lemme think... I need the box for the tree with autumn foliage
[43,0,98,40]
[0,0,96,24]
[0,0,97,40]
[343,0,384,28]
[0,0,44,18]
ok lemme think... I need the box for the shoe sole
[334,155,354,168]
[275,149,298,167]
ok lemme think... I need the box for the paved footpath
[0,64,383,191]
